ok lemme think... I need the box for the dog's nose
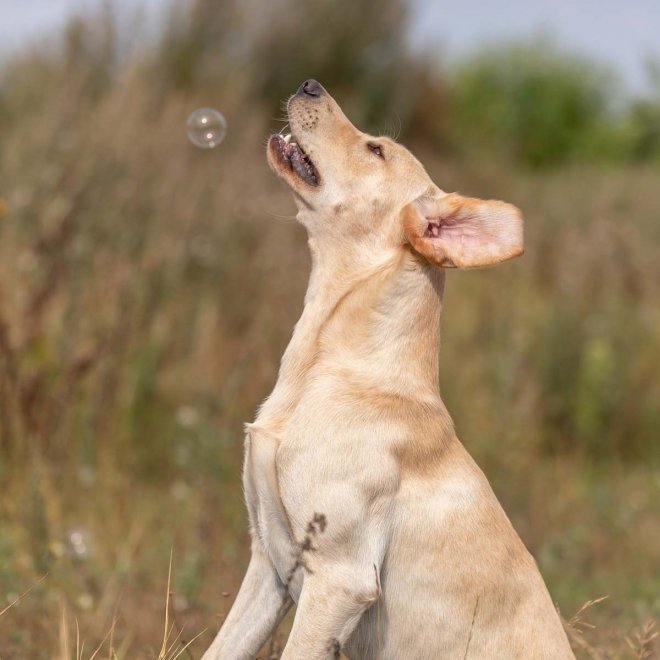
[297,79,324,98]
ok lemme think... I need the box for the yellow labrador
[202,80,574,660]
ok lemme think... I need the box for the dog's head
[268,80,523,269]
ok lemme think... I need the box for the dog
[201,79,574,660]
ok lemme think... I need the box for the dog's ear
[402,192,524,269]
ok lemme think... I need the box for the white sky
[411,0,660,93]
[1,0,658,93]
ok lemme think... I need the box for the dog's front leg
[201,543,292,660]
[280,564,379,660]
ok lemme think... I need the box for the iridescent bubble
[186,108,227,149]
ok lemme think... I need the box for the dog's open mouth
[270,133,320,186]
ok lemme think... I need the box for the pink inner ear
[424,217,483,249]
[424,220,441,238]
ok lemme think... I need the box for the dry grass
[0,2,658,658]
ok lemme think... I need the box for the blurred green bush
[448,40,660,167]
[449,40,616,167]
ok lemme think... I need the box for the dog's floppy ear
[402,192,524,268]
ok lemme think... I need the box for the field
[0,2,659,658]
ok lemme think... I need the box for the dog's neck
[254,237,445,433]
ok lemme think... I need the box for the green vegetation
[0,0,658,657]
[448,41,660,167]
[450,41,616,166]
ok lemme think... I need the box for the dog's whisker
[266,211,297,222]
[393,111,402,141]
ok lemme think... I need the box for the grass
[0,2,658,658]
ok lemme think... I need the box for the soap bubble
[186,108,227,149]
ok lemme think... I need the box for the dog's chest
[242,426,304,599]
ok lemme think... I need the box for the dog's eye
[367,142,384,159]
